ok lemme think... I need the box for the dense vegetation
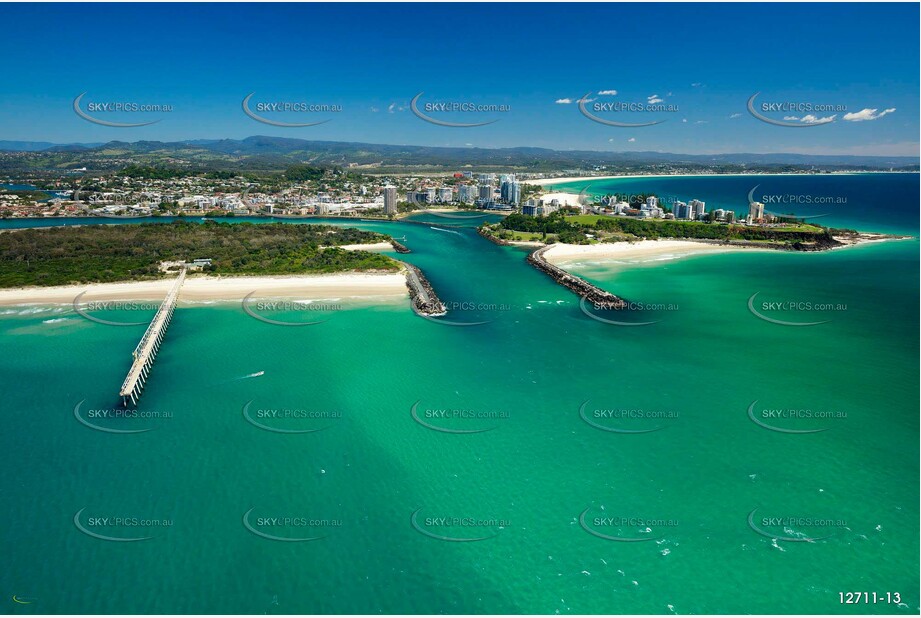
[0,221,399,287]
[283,164,328,182]
[120,165,239,180]
[105,162,336,184]
[494,212,841,246]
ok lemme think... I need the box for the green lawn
[508,231,545,241]
[565,214,608,225]
[566,214,822,234]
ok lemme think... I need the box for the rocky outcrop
[390,239,411,253]
[477,225,513,246]
[402,262,447,317]
[527,246,626,309]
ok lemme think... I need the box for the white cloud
[387,103,396,113]
[842,108,896,122]
[370,106,379,113]
[647,94,663,104]
[691,82,702,87]
[695,120,708,124]
[627,137,636,142]
[784,114,836,124]
[729,113,742,119]
[555,98,573,104]
[465,143,474,147]
[598,90,618,96]
[682,118,688,123]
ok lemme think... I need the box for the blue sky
[1,3,918,156]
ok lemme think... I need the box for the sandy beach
[335,241,393,251]
[538,191,585,207]
[523,175,620,186]
[0,272,408,307]
[521,171,879,188]
[542,239,769,265]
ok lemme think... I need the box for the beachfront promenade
[119,268,186,407]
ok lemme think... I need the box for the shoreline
[0,272,408,307]
[536,191,585,207]
[332,241,393,251]
[539,234,912,268]
[521,170,915,187]
[541,239,772,267]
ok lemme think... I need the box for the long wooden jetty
[119,268,186,406]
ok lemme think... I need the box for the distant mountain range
[0,136,916,172]
[0,140,104,152]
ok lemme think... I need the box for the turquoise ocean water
[0,174,917,614]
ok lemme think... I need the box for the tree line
[0,221,398,287]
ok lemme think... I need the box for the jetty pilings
[118,268,186,407]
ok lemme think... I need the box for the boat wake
[429,226,464,237]
[236,370,265,380]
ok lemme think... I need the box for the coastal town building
[500,177,521,205]
[437,187,453,203]
[383,186,398,215]
[748,201,765,224]
[689,199,707,219]
[457,184,477,204]
[0,170,810,227]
